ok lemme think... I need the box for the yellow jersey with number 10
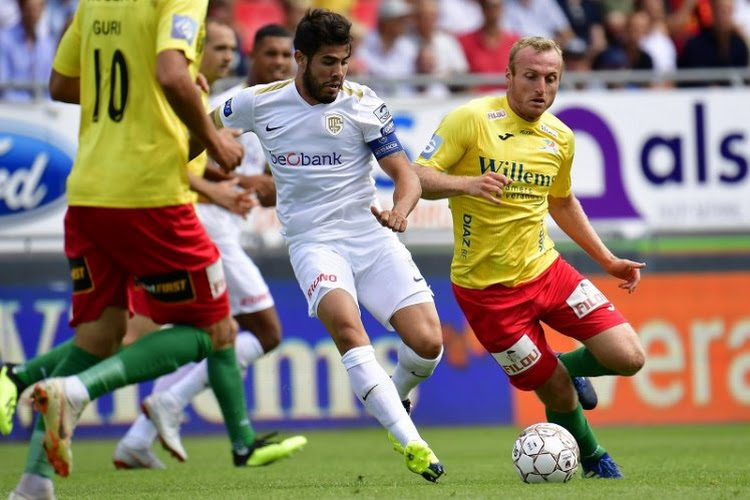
[414,95,575,289]
[53,0,207,208]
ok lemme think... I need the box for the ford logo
[0,120,74,224]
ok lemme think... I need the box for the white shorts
[196,203,274,315]
[288,227,434,331]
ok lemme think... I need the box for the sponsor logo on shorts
[206,259,227,299]
[68,257,93,294]
[171,14,198,45]
[566,279,608,318]
[240,292,271,306]
[491,334,541,376]
[373,103,392,123]
[307,273,337,299]
[137,270,196,303]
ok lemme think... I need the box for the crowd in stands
[1,0,749,101]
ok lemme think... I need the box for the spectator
[208,0,247,77]
[557,0,608,54]
[408,0,468,95]
[45,0,77,40]
[561,37,594,89]
[0,0,56,102]
[356,0,419,96]
[0,0,19,29]
[636,0,678,78]
[437,0,485,36]
[459,0,520,92]
[732,0,750,39]
[503,0,576,46]
[679,0,749,84]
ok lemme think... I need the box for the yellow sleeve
[549,130,574,197]
[156,0,208,62]
[415,104,477,173]
[52,8,81,77]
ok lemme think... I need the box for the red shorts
[65,205,229,328]
[452,256,626,391]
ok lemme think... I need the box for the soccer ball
[511,422,579,483]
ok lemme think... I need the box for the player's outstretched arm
[412,163,511,204]
[548,193,646,293]
[156,49,243,170]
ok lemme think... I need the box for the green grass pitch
[1,424,748,499]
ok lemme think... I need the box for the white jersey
[217,79,395,244]
[210,84,267,177]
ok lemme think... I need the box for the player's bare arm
[370,151,420,233]
[49,70,80,104]
[237,174,277,207]
[548,193,645,293]
[412,164,511,204]
[187,172,256,217]
[157,49,242,170]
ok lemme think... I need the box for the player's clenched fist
[371,206,408,232]
[209,128,244,172]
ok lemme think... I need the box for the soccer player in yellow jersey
[7,1,257,497]
[413,36,646,479]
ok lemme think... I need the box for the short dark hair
[254,24,292,47]
[293,9,352,58]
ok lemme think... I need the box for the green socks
[208,347,255,453]
[546,403,605,460]
[78,325,212,400]
[25,344,103,477]
[558,346,617,378]
[12,340,75,390]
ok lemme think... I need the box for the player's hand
[209,128,244,172]
[466,172,512,205]
[371,206,408,232]
[211,178,258,217]
[604,258,646,294]
[239,174,276,207]
[195,73,210,93]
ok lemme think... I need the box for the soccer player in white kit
[213,9,446,482]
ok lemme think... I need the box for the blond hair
[508,36,562,74]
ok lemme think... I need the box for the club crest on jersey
[324,112,344,136]
[171,14,198,45]
[373,103,391,123]
[539,138,559,154]
[487,110,507,120]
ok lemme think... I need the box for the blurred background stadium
[1,0,749,453]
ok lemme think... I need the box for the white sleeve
[358,86,395,143]
[216,86,256,133]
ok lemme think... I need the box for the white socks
[391,343,443,401]
[234,331,265,371]
[341,345,421,447]
[120,414,158,449]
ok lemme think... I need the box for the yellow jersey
[54,0,207,208]
[415,95,574,289]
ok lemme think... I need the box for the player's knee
[206,316,237,350]
[618,344,646,376]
